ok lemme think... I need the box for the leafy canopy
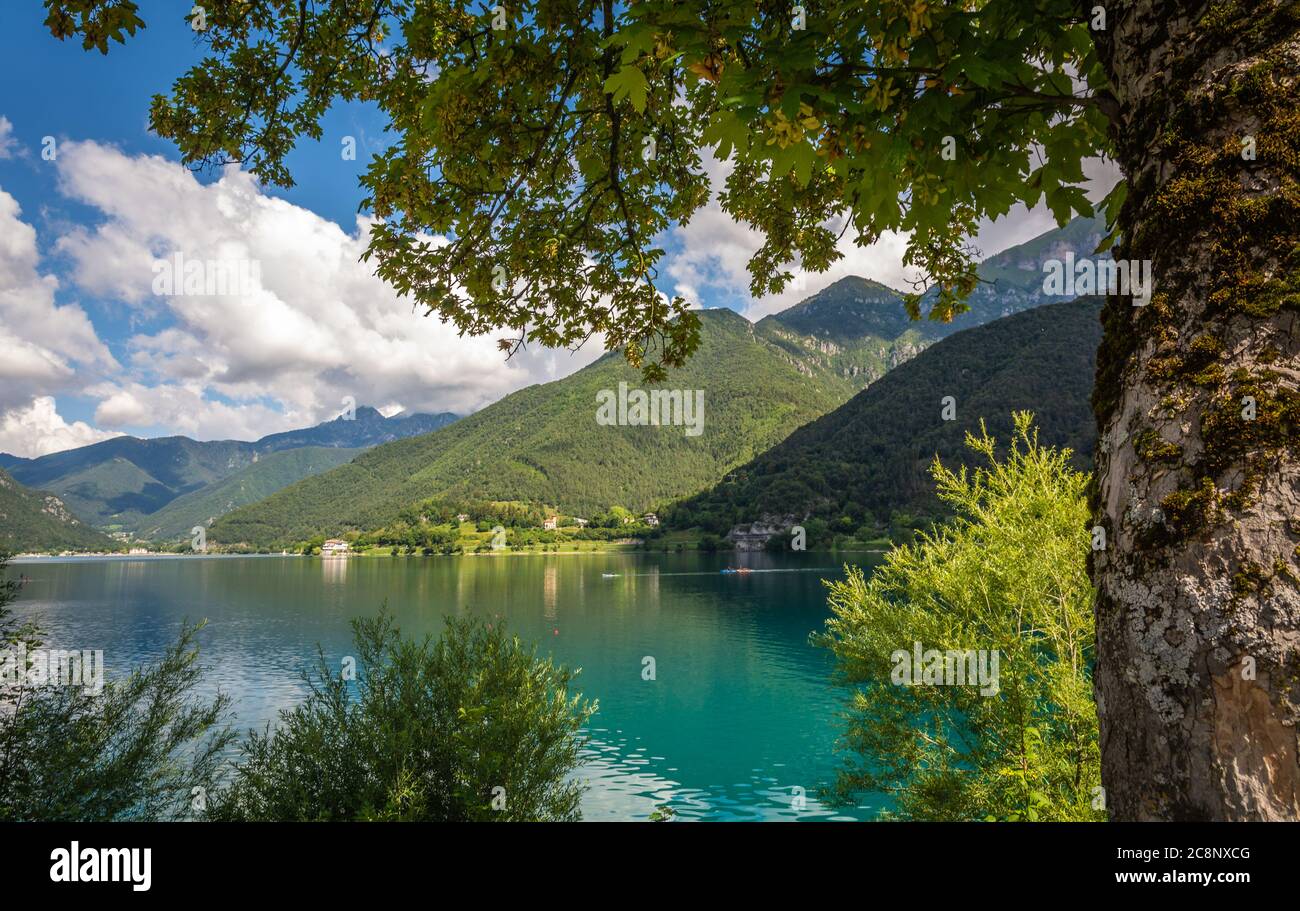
[44,0,1116,378]
[814,413,1104,821]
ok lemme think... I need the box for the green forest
[669,297,1102,540]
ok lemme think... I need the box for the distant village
[316,511,661,557]
[34,507,668,558]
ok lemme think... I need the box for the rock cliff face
[40,494,82,525]
[0,468,115,552]
[726,514,804,551]
[888,342,924,369]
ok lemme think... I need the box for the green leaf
[702,110,750,158]
[603,65,649,113]
[1094,180,1128,253]
[615,25,657,65]
[791,142,816,187]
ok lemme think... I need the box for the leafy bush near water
[0,557,595,821]
[0,555,234,821]
[815,413,1104,821]
[206,613,596,822]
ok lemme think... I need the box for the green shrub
[0,555,234,821]
[208,612,596,821]
[815,413,1103,821]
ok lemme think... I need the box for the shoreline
[11,545,889,563]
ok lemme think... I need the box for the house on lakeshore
[574,518,589,527]
[642,514,660,527]
[321,539,350,557]
[542,516,559,531]
[455,513,471,523]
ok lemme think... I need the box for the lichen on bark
[1090,0,1300,820]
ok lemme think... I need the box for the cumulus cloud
[0,182,122,458]
[0,397,123,459]
[45,140,602,441]
[0,186,116,415]
[83,380,294,441]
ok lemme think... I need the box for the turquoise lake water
[10,551,882,821]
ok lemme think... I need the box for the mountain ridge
[668,296,1103,545]
[127,445,367,540]
[209,214,1108,548]
[1,407,458,534]
[749,212,1107,391]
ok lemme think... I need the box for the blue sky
[0,4,382,229]
[0,3,1110,458]
[0,7,358,446]
[0,3,611,455]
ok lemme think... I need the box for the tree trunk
[1090,1,1300,820]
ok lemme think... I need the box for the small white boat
[601,572,620,578]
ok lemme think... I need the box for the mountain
[764,276,920,342]
[975,213,1111,291]
[750,213,1107,390]
[929,213,1108,326]
[1,407,457,532]
[126,446,366,540]
[247,407,456,451]
[209,218,1109,548]
[753,277,931,390]
[669,297,1103,539]
[0,470,117,553]
[5,436,251,527]
[210,309,858,546]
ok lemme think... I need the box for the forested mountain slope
[0,470,117,553]
[210,309,851,546]
[669,297,1103,536]
[1,408,456,532]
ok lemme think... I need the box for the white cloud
[0,186,116,417]
[663,152,1123,321]
[45,140,602,441]
[84,380,293,441]
[0,397,122,459]
[660,155,914,322]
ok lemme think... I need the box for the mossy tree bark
[1090,2,1300,820]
